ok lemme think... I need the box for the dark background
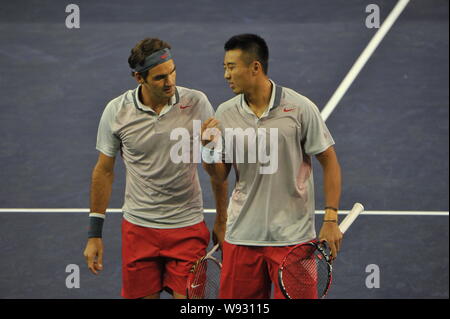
[0,0,448,299]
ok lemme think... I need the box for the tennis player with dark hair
[83,38,215,299]
[202,34,342,299]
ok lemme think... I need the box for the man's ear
[252,61,262,75]
[134,72,144,84]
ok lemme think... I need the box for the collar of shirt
[240,79,278,119]
[133,85,180,116]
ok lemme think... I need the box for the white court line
[0,208,447,216]
[321,0,410,121]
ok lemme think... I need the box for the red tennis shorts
[219,241,291,299]
[121,218,210,299]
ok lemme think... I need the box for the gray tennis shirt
[96,85,214,228]
[215,80,335,246]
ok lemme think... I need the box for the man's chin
[231,87,242,95]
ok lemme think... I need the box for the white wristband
[201,146,222,164]
[89,213,106,219]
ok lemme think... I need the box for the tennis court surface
[0,0,448,299]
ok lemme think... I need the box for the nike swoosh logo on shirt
[283,107,295,112]
[180,105,192,109]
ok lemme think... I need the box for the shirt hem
[122,210,204,229]
[224,235,316,247]
[96,146,117,158]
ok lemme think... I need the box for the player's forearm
[202,162,230,183]
[210,178,228,224]
[90,166,114,214]
[322,158,341,219]
[316,147,342,219]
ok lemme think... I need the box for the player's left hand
[212,220,226,250]
[319,222,343,261]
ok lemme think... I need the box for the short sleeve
[300,98,335,156]
[96,102,121,157]
[214,103,233,163]
[198,92,215,121]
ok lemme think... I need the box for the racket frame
[278,241,333,299]
[186,244,222,299]
[278,202,364,299]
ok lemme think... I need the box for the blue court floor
[0,0,448,299]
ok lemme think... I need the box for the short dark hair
[224,34,269,74]
[128,38,172,78]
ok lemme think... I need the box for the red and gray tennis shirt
[215,80,335,246]
[96,85,214,228]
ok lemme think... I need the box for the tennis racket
[278,202,364,299]
[186,243,222,299]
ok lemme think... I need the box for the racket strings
[188,258,221,299]
[282,247,331,299]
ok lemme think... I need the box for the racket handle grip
[339,203,364,234]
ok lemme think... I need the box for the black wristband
[88,215,104,238]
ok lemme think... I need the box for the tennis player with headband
[83,38,215,299]
[201,34,343,299]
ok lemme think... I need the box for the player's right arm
[209,176,229,248]
[83,152,115,275]
[90,153,115,215]
[201,118,232,248]
[201,118,232,182]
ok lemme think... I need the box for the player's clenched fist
[83,238,104,275]
[201,118,222,147]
